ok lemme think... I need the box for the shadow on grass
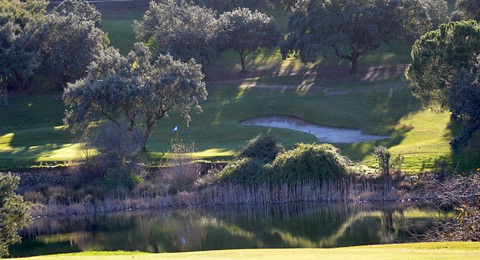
[444,120,480,172]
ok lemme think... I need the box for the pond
[241,116,389,143]
[11,203,444,257]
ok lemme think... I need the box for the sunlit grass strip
[14,242,480,260]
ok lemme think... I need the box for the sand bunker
[240,116,389,143]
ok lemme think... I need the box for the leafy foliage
[0,173,31,257]
[193,0,262,12]
[452,0,480,22]
[282,0,447,73]
[220,8,280,71]
[134,0,227,65]
[32,13,107,87]
[219,142,350,185]
[372,146,404,176]
[0,0,47,28]
[0,22,39,105]
[82,122,143,190]
[218,157,267,185]
[53,0,102,27]
[236,134,284,163]
[268,143,350,183]
[64,43,207,152]
[373,146,391,176]
[449,69,480,150]
[406,20,480,109]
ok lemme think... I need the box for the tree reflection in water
[11,203,444,257]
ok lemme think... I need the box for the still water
[11,203,443,257]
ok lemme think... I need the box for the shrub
[237,134,285,163]
[372,146,405,176]
[0,173,31,257]
[268,144,350,183]
[373,146,391,176]
[162,139,200,194]
[70,122,144,192]
[217,157,267,185]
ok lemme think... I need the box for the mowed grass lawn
[14,242,480,260]
[1,74,479,171]
[1,1,478,171]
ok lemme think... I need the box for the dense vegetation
[219,137,351,185]
[0,173,30,257]
[1,0,480,255]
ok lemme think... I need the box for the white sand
[241,116,389,143]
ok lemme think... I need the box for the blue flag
[173,126,178,132]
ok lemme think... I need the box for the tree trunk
[140,124,152,153]
[350,57,359,74]
[2,78,8,106]
[240,52,247,72]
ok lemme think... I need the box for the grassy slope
[1,1,478,171]
[2,77,478,171]
[15,242,480,260]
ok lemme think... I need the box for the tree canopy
[0,0,48,28]
[449,69,480,150]
[220,8,280,71]
[53,0,102,27]
[406,20,480,149]
[134,0,227,66]
[406,20,480,108]
[281,0,447,73]
[193,0,262,13]
[0,173,31,257]
[32,13,107,88]
[64,44,208,152]
[0,22,39,105]
[452,0,480,22]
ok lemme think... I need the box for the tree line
[2,0,480,151]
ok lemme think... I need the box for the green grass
[100,6,147,55]
[1,2,478,171]
[13,242,480,260]
[2,74,479,171]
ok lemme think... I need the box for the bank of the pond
[14,242,480,260]
[13,168,479,218]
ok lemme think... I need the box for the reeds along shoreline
[28,176,444,217]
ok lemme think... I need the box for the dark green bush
[267,143,350,183]
[218,157,267,185]
[0,173,31,257]
[237,134,285,163]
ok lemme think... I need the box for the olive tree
[134,0,227,66]
[0,0,46,105]
[0,22,39,106]
[0,0,48,28]
[33,13,107,88]
[452,0,480,22]
[64,43,208,152]
[406,20,480,108]
[281,0,447,73]
[0,173,31,257]
[53,0,102,27]
[193,0,262,12]
[220,8,280,71]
